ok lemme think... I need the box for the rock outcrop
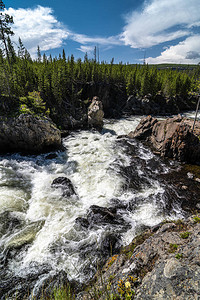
[0,114,62,153]
[79,216,200,299]
[88,96,104,129]
[128,115,200,164]
[123,94,197,116]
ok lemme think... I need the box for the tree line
[0,0,200,120]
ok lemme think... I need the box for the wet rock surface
[129,115,200,164]
[51,176,77,197]
[0,114,62,153]
[81,217,200,300]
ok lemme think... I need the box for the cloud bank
[146,36,200,64]
[121,0,200,48]
[121,0,200,63]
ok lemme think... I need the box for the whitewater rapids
[0,116,185,298]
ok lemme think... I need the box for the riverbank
[79,214,200,300]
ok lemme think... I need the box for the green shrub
[193,216,200,223]
[19,91,47,116]
[50,285,75,300]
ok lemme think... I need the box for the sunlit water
[0,115,192,298]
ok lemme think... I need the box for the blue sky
[4,0,200,64]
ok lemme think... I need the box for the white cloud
[77,45,94,53]
[121,0,200,48]
[146,35,200,64]
[6,5,121,57]
[71,33,122,46]
[6,6,69,57]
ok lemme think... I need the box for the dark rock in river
[100,232,121,257]
[75,217,90,229]
[0,211,22,238]
[51,176,77,197]
[129,115,200,164]
[81,81,127,118]
[87,205,125,227]
[123,95,158,115]
[0,114,62,153]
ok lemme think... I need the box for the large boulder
[0,114,62,153]
[81,82,127,118]
[129,115,200,164]
[88,96,104,129]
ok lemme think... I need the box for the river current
[0,115,193,298]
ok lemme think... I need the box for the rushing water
[0,116,187,298]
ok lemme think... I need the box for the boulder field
[128,115,200,164]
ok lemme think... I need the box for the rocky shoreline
[79,215,200,299]
[128,115,200,165]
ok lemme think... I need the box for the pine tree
[0,0,14,66]
[37,45,41,62]
[18,37,25,59]
[7,36,16,64]
[141,67,150,96]
[62,49,66,62]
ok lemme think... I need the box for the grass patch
[168,243,178,253]
[50,285,75,300]
[193,216,200,223]
[175,253,183,259]
[122,231,152,259]
[180,231,191,239]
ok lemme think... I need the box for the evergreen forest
[1,0,200,128]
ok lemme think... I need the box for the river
[0,115,193,299]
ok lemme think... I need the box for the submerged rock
[88,96,104,129]
[0,114,62,153]
[87,205,128,228]
[51,176,77,197]
[129,115,200,164]
[4,220,44,249]
[0,211,23,238]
